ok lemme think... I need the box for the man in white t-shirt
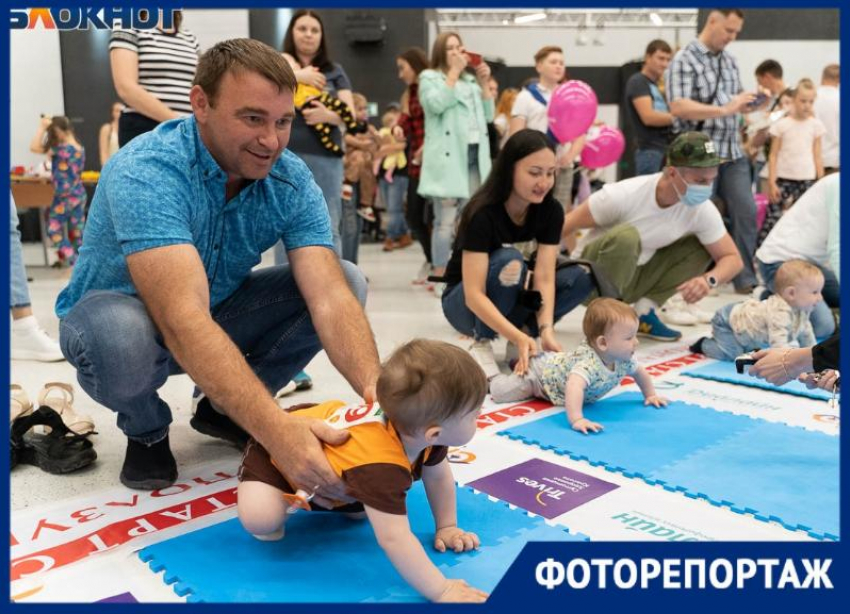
[756,172,839,339]
[814,64,840,173]
[564,132,743,341]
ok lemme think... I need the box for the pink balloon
[754,192,769,230]
[580,126,626,169]
[547,80,598,143]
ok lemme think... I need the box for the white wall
[181,9,250,52]
[730,40,840,90]
[446,26,694,67]
[10,29,64,170]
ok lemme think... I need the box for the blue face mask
[673,170,713,207]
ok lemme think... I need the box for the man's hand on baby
[434,526,480,553]
[571,417,603,435]
[644,395,670,408]
[436,579,488,603]
[271,415,353,507]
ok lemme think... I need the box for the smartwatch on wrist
[704,274,718,289]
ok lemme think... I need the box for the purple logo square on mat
[97,592,138,603]
[468,459,619,519]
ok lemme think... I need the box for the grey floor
[10,241,732,512]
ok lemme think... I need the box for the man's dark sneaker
[120,435,177,490]
[190,394,249,448]
[637,308,682,342]
[689,336,707,355]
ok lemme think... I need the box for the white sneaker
[685,301,714,324]
[10,317,64,362]
[659,294,698,327]
[433,283,446,299]
[468,339,500,379]
[412,262,431,285]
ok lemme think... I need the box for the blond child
[692,260,823,361]
[489,298,668,434]
[237,339,489,603]
[375,107,408,183]
[762,79,827,243]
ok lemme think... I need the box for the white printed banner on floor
[11,460,240,583]
[657,374,839,434]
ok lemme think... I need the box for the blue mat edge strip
[138,486,592,603]
[498,429,838,542]
[680,367,830,401]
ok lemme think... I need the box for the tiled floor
[10,241,732,511]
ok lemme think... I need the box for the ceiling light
[649,12,663,27]
[514,12,547,24]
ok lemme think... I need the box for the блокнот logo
[10,7,175,30]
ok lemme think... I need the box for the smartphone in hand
[465,51,483,69]
[747,92,769,109]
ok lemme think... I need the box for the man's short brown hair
[376,339,487,435]
[822,64,840,83]
[645,39,672,57]
[583,298,639,347]
[534,46,563,64]
[193,38,297,106]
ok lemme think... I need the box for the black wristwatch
[705,274,718,289]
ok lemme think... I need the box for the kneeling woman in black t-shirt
[441,129,594,378]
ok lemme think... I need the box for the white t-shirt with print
[769,116,827,181]
[575,172,727,265]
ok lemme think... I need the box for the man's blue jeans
[59,263,367,444]
[714,156,758,290]
[441,247,594,340]
[10,194,31,309]
[757,258,838,340]
[634,148,665,176]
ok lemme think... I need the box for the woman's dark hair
[456,129,557,242]
[397,47,429,76]
[283,9,332,72]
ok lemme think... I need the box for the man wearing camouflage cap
[562,132,743,341]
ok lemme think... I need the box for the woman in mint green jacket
[418,32,495,288]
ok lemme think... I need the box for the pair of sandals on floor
[10,383,97,474]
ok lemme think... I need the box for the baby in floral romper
[490,298,668,434]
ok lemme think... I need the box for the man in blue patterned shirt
[666,8,768,294]
[56,39,380,495]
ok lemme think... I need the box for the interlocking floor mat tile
[139,484,586,602]
[500,392,839,539]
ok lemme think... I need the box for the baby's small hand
[435,579,488,603]
[644,395,669,408]
[434,526,480,553]
[571,417,603,435]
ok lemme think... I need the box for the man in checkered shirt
[666,8,768,294]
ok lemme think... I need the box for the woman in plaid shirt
[394,47,433,285]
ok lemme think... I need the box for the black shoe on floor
[11,406,97,474]
[689,337,707,355]
[189,396,249,448]
[120,435,177,490]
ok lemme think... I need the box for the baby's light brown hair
[583,298,639,349]
[774,259,824,294]
[376,339,487,435]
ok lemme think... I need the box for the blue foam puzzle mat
[500,392,839,539]
[681,360,832,400]
[138,484,586,602]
